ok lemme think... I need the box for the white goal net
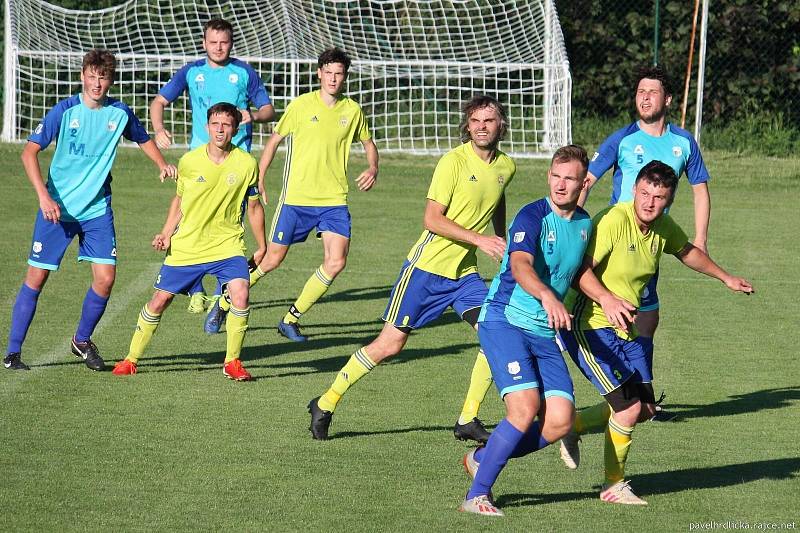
[3,0,572,157]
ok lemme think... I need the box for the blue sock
[510,420,551,458]
[467,418,524,499]
[75,287,109,342]
[7,284,41,354]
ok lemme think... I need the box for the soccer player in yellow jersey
[112,103,265,381]
[307,96,515,441]
[559,160,753,504]
[205,47,379,340]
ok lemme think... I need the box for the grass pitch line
[0,264,160,396]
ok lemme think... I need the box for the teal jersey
[480,198,592,337]
[28,93,150,222]
[589,122,710,204]
[159,58,271,151]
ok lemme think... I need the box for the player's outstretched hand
[159,163,178,182]
[541,292,572,331]
[39,195,61,224]
[152,233,170,251]
[155,129,173,150]
[239,108,253,125]
[724,275,754,295]
[356,167,378,191]
[477,235,506,261]
[599,293,636,333]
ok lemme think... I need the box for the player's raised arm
[674,243,753,294]
[21,141,61,223]
[355,138,379,191]
[257,132,285,204]
[423,199,505,261]
[243,103,275,125]
[138,138,177,181]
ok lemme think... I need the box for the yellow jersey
[166,145,259,266]
[275,90,371,206]
[406,142,515,279]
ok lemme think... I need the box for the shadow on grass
[328,425,454,439]
[666,386,800,420]
[498,457,800,508]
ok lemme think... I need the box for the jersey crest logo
[547,230,556,242]
[69,118,80,129]
[651,240,658,255]
[468,175,478,182]
[32,241,43,253]
[228,73,238,84]
[513,231,525,243]
[497,175,505,185]
[339,116,348,127]
[581,229,588,241]
[591,151,599,161]
[310,115,319,122]
[628,243,636,253]
[226,173,237,185]
[195,74,205,82]
[672,146,682,157]
[634,144,644,155]
[34,124,44,135]
[196,175,206,183]
[107,120,117,131]
[507,361,521,375]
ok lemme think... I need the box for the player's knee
[24,267,50,290]
[93,273,116,295]
[506,405,538,431]
[323,256,346,277]
[148,291,173,314]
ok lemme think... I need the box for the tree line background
[2,0,798,154]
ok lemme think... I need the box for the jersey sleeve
[120,104,151,144]
[274,100,297,137]
[586,207,621,264]
[508,203,544,257]
[27,99,71,149]
[158,64,191,103]
[353,106,371,142]
[661,215,690,255]
[426,153,459,207]
[243,63,271,108]
[685,135,711,185]
[588,129,625,179]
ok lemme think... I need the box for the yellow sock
[458,349,493,424]
[217,292,231,312]
[575,401,612,435]
[126,304,161,363]
[224,305,249,364]
[604,416,634,484]
[318,348,376,412]
[284,266,333,324]
[249,266,266,287]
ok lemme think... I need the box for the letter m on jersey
[69,142,86,156]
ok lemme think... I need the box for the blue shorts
[558,327,653,396]
[28,209,116,270]
[271,205,351,245]
[154,257,249,295]
[640,268,660,311]
[382,262,487,330]
[479,321,574,402]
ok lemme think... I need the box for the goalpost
[3,0,572,158]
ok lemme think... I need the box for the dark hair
[203,18,234,40]
[634,65,673,96]
[458,95,509,144]
[635,160,679,196]
[318,47,352,72]
[82,49,116,78]
[551,144,589,172]
[207,102,242,130]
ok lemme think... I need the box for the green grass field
[0,143,798,531]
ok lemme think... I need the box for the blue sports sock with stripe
[75,287,109,342]
[7,283,41,353]
[510,420,551,458]
[467,418,524,499]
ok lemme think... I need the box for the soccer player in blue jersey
[458,145,593,517]
[564,66,711,433]
[560,161,752,505]
[150,18,273,313]
[4,49,176,372]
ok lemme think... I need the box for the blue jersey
[479,198,592,337]
[159,58,271,151]
[588,122,710,204]
[28,94,150,222]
